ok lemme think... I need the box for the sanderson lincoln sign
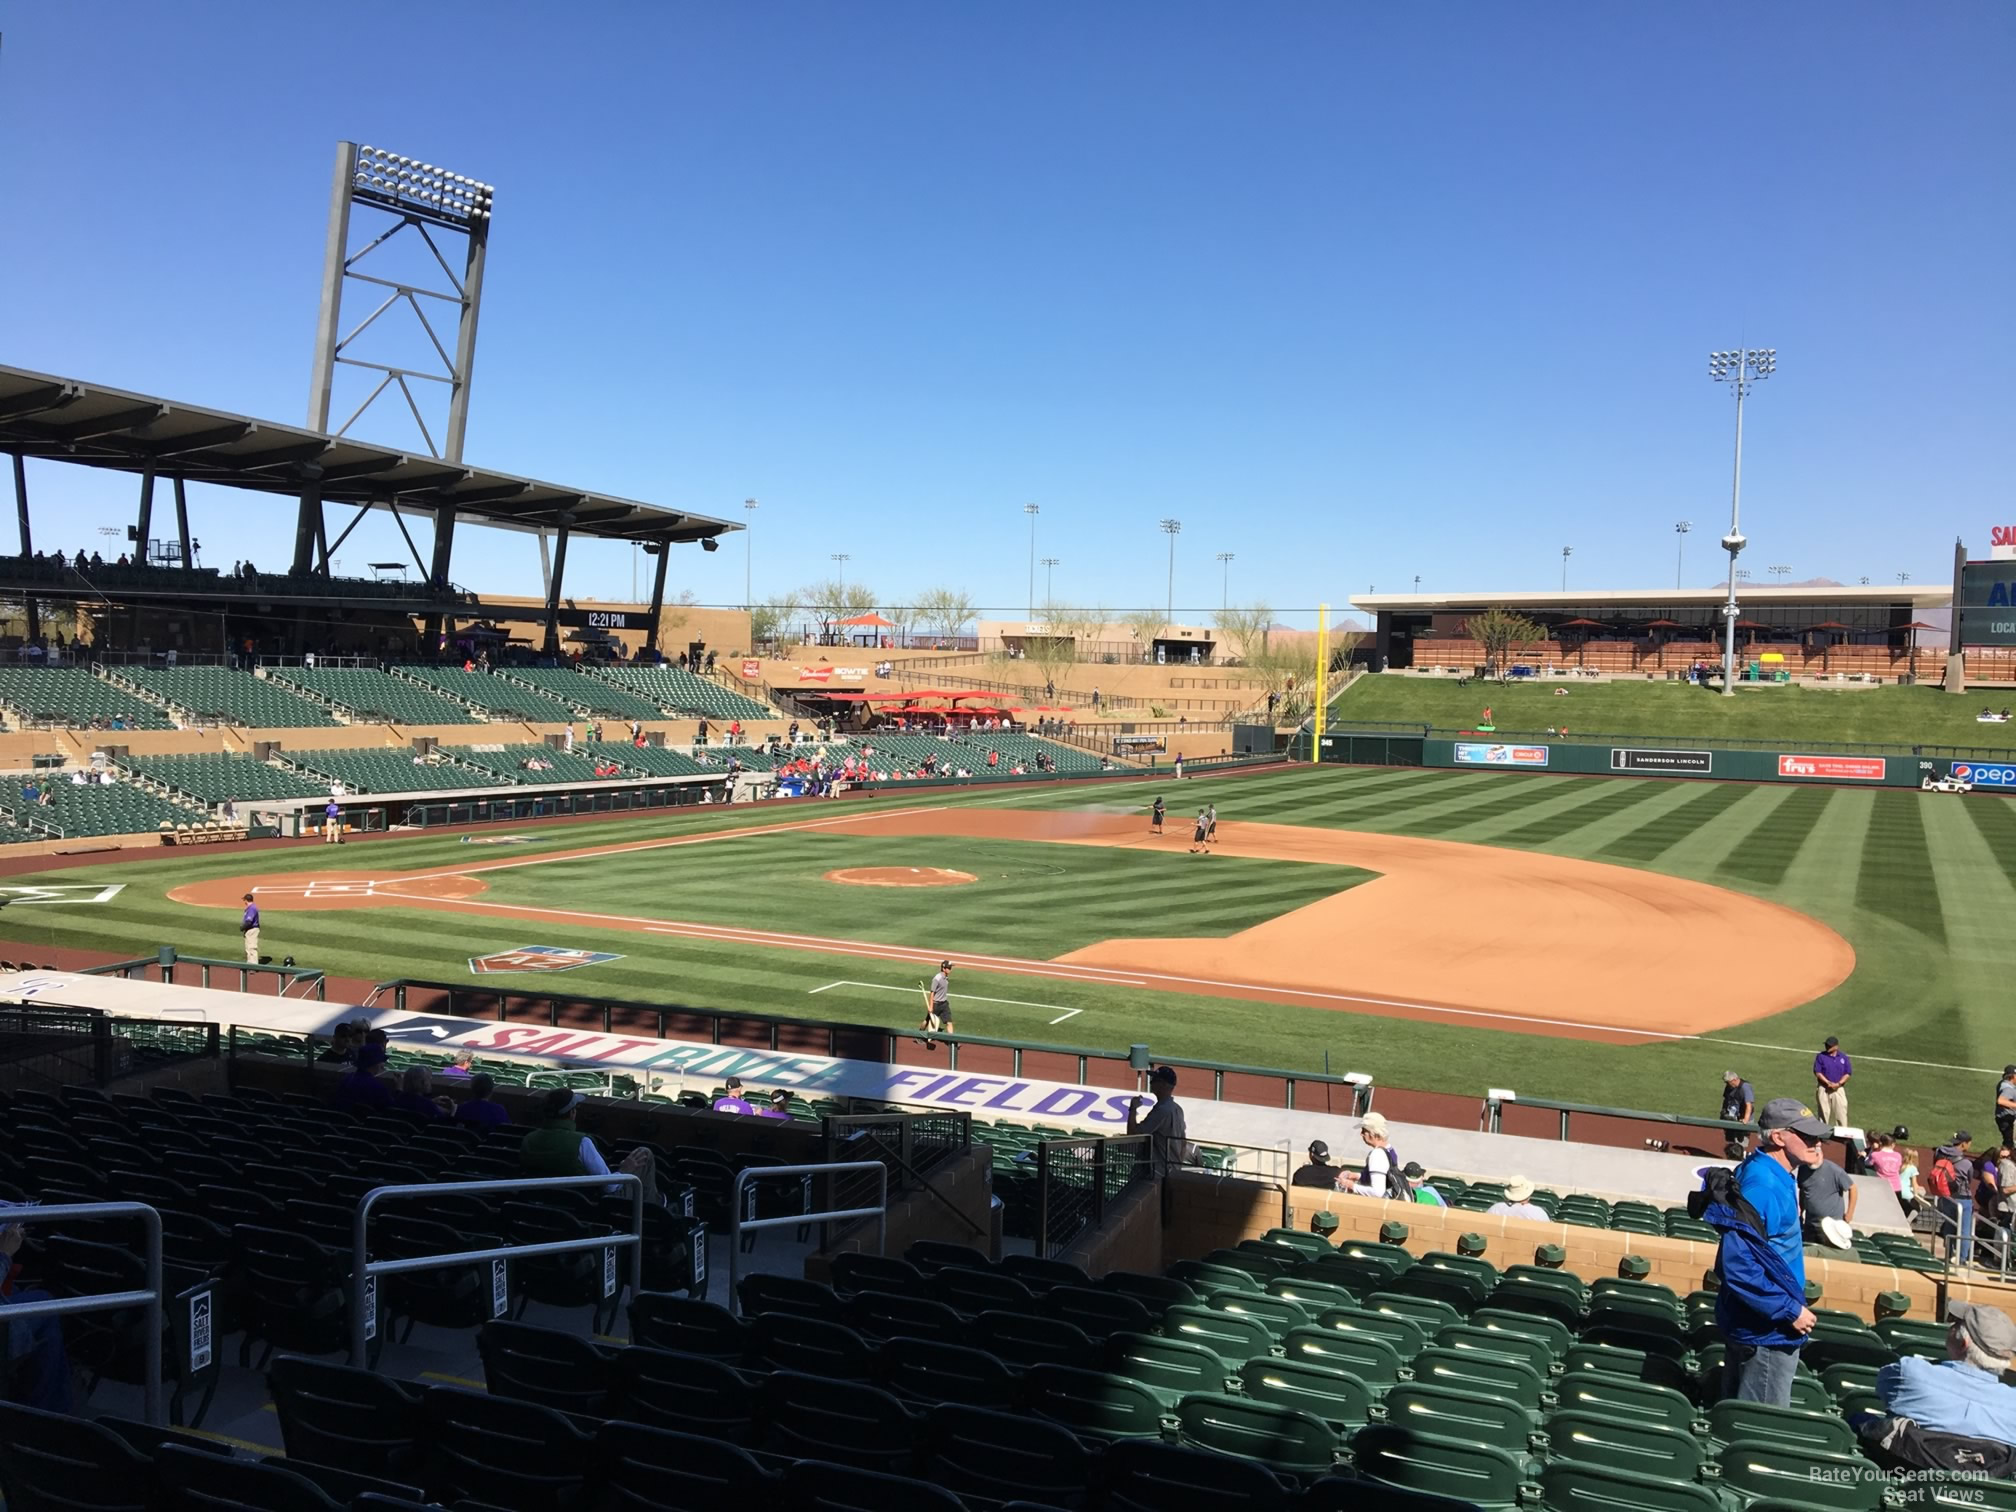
[1959,562,2016,648]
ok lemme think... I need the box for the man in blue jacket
[1705,1097,1824,1404]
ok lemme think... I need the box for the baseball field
[0,756,2003,1137]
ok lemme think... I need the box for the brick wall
[1163,1172,1289,1258]
[1058,1177,1163,1279]
[805,1148,993,1281]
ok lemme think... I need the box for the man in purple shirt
[1814,1036,1852,1130]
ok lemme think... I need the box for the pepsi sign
[1952,763,2016,790]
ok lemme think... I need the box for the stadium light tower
[1159,519,1182,623]
[1674,521,1692,588]
[830,553,849,591]
[1709,346,1777,696]
[302,142,495,585]
[743,499,759,608]
[1041,556,1061,600]
[1768,564,1790,583]
[1561,546,1573,591]
[1023,503,1040,617]
[1216,552,1235,610]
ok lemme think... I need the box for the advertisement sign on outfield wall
[1777,754,1887,782]
[1610,748,1713,775]
[1952,763,2016,790]
[1454,743,1549,768]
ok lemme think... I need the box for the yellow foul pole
[1312,602,1329,762]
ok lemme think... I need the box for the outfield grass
[1330,675,2016,751]
[0,763,2008,1141]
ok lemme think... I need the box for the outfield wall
[1317,731,2008,790]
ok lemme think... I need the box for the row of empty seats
[0,667,172,729]
[277,749,511,794]
[599,664,776,720]
[394,667,575,721]
[118,753,330,805]
[117,669,338,728]
[3,779,208,838]
[500,668,667,720]
[268,669,476,725]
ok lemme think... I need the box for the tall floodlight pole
[1023,503,1040,617]
[743,498,758,608]
[831,553,849,591]
[1159,519,1182,623]
[1561,546,1573,592]
[1675,521,1692,588]
[1709,347,1777,696]
[1041,557,1060,600]
[1216,552,1235,609]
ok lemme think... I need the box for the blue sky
[1,3,2009,626]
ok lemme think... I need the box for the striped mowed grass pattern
[4,761,2014,1141]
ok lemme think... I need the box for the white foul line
[808,979,1085,1024]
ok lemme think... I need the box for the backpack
[1856,1412,2016,1480]
[1930,1157,1958,1200]
[1382,1150,1414,1202]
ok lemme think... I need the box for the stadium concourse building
[1350,584,1959,680]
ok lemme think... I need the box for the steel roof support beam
[11,453,38,644]
[542,522,572,657]
[644,542,672,658]
[173,477,191,569]
[135,471,155,560]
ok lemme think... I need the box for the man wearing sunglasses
[1705,1097,1826,1405]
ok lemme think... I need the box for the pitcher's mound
[824,866,977,888]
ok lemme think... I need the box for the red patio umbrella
[838,612,896,628]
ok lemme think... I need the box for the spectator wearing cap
[521,1088,657,1200]
[1703,1097,1824,1406]
[1813,1036,1851,1130]
[1798,1152,1858,1248]
[1720,1071,1755,1156]
[758,1089,794,1121]
[335,1045,394,1109]
[316,1024,357,1064]
[1351,1113,1394,1198]
[1292,1141,1342,1190]
[1876,1302,2016,1445]
[1933,1132,1978,1266]
[1486,1178,1549,1221]
[1403,1163,1447,1206]
[1996,1066,2016,1152]
[712,1078,756,1116]
[1127,1066,1188,1178]
[453,1074,510,1127]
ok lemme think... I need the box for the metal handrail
[348,1174,643,1364]
[83,949,327,998]
[1483,1090,1760,1142]
[0,1201,163,1423]
[727,1161,888,1316]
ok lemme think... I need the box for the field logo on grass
[1777,754,1887,782]
[1454,742,1549,768]
[468,945,625,975]
[1952,763,2016,790]
[0,884,126,905]
[459,834,534,846]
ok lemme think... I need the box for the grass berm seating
[118,668,337,728]
[117,753,330,806]
[268,668,476,725]
[396,668,576,722]
[0,668,173,730]
[599,665,776,720]
[280,748,513,794]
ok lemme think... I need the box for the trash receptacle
[988,1195,1005,1263]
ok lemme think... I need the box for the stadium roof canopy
[1351,584,1953,612]
[0,364,738,545]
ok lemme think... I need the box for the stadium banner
[1453,742,1549,768]
[741,659,761,678]
[1958,562,2016,647]
[1776,754,1886,782]
[1610,748,1712,775]
[1950,761,2016,790]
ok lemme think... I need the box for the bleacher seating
[599,665,776,720]
[0,668,172,730]
[118,668,337,728]
[585,741,706,777]
[268,668,476,725]
[3,776,207,837]
[117,752,330,806]
[445,744,630,784]
[398,668,576,722]
[281,748,512,794]
[498,669,666,720]
[847,731,1104,774]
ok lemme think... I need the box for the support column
[1947,536,1968,695]
[135,470,155,561]
[173,477,191,568]
[643,543,672,657]
[423,504,458,653]
[12,453,39,645]
[542,524,572,657]
[291,474,323,577]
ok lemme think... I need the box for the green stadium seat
[1260,1227,1335,1258]
[122,667,338,727]
[1544,1409,1705,1480]
[1560,1341,1695,1399]
[1407,1346,1549,1418]
[1167,1259,1264,1296]
[270,666,477,723]
[1550,1371,1696,1432]
[1365,1290,1467,1333]
[1280,1326,1405,1390]
[1022,1362,1169,1440]
[398,667,575,721]
[1173,1393,1341,1479]
[1381,1380,1533,1453]
[1351,1424,1531,1511]
[1104,1330,1233,1407]
[590,741,706,777]
[920,1402,1091,1507]
[0,667,172,728]
[1536,1457,1722,1512]
[1466,1307,1574,1360]
[1048,1285,1154,1341]
[444,744,620,784]
[598,665,776,720]
[1163,1303,1277,1367]
[1313,1305,1427,1361]
[118,753,329,805]
[1587,1276,1680,1313]
[281,748,513,795]
[1873,1317,1950,1359]
[1705,1397,1859,1457]
[1716,1443,1887,1512]
[1233,1357,1374,1430]
[969,1309,1094,1370]
[871,1336,1019,1410]
[1896,1474,2016,1511]
[1434,1322,1556,1377]
[1267,1276,1359,1313]
[503,668,671,720]
[1206,1290,1311,1342]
